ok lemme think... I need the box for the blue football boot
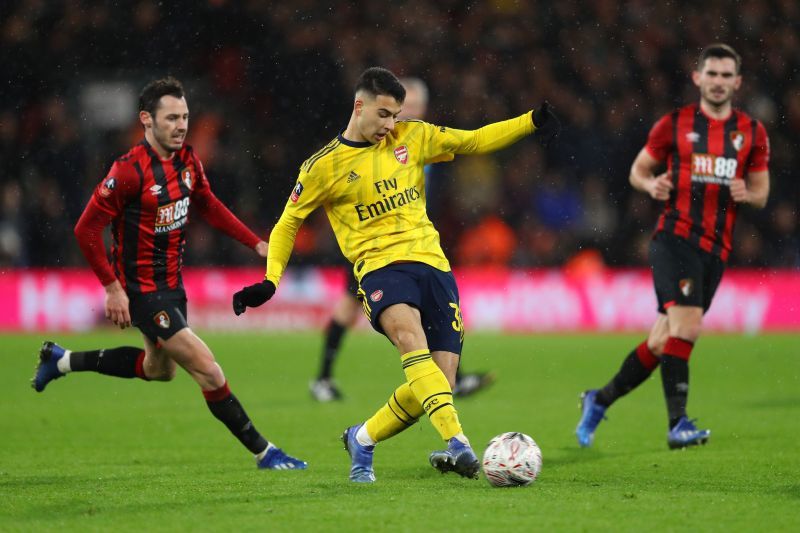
[257,446,308,470]
[31,341,66,392]
[342,424,376,483]
[667,417,710,449]
[429,437,480,479]
[575,390,607,448]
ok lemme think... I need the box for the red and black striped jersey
[76,139,261,294]
[645,103,769,261]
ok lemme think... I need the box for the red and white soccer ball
[482,432,542,487]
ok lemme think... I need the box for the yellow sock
[401,349,462,440]
[365,382,424,442]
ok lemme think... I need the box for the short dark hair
[354,67,405,103]
[138,77,185,116]
[698,43,742,74]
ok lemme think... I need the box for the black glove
[532,101,561,147]
[232,280,276,316]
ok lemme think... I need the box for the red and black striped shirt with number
[75,139,261,293]
[645,103,769,262]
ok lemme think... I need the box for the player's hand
[232,280,276,315]
[104,280,132,329]
[532,101,561,147]
[255,240,269,258]
[729,178,749,204]
[648,172,673,201]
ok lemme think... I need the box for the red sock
[663,337,694,361]
[635,341,660,370]
[202,381,231,402]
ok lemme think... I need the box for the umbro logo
[347,171,361,183]
[686,132,700,143]
[150,184,162,196]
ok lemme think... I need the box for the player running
[32,77,306,470]
[576,44,770,449]
[233,67,559,482]
[309,76,495,403]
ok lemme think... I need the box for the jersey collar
[337,130,373,148]
[141,137,179,161]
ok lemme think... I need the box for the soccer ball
[482,432,542,487]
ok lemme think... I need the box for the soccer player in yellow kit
[233,67,560,482]
[309,76,496,403]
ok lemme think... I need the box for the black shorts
[357,263,464,354]
[129,290,189,343]
[649,232,725,314]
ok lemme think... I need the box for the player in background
[31,77,307,470]
[576,44,770,449]
[309,76,495,403]
[233,67,560,482]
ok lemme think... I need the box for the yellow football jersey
[266,112,535,285]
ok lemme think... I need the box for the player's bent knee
[193,360,225,389]
[143,353,177,381]
[391,328,426,351]
[148,368,176,382]
[162,365,179,381]
[670,323,702,343]
[209,363,226,388]
[649,335,668,356]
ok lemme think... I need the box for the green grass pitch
[2,331,799,531]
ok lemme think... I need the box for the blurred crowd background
[1,0,798,271]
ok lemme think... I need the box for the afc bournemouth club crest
[99,177,116,198]
[154,311,171,329]
[394,145,408,165]
[290,182,304,202]
[370,290,384,302]
[182,169,193,190]
[679,278,694,298]
[730,131,745,152]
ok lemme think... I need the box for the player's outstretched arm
[231,210,305,315]
[432,102,560,157]
[232,165,326,315]
[193,186,263,250]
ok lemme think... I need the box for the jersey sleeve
[747,120,770,172]
[417,112,535,161]
[74,204,116,286]
[90,160,141,217]
[265,166,329,287]
[74,160,139,286]
[644,114,673,162]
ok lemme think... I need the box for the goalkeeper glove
[232,280,276,315]
[532,101,561,146]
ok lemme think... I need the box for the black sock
[661,355,690,428]
[595,341,659,407]
[70,347,146,379]
[204,383,269,455]
[318,319,347,380]
[661,337,694,428]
